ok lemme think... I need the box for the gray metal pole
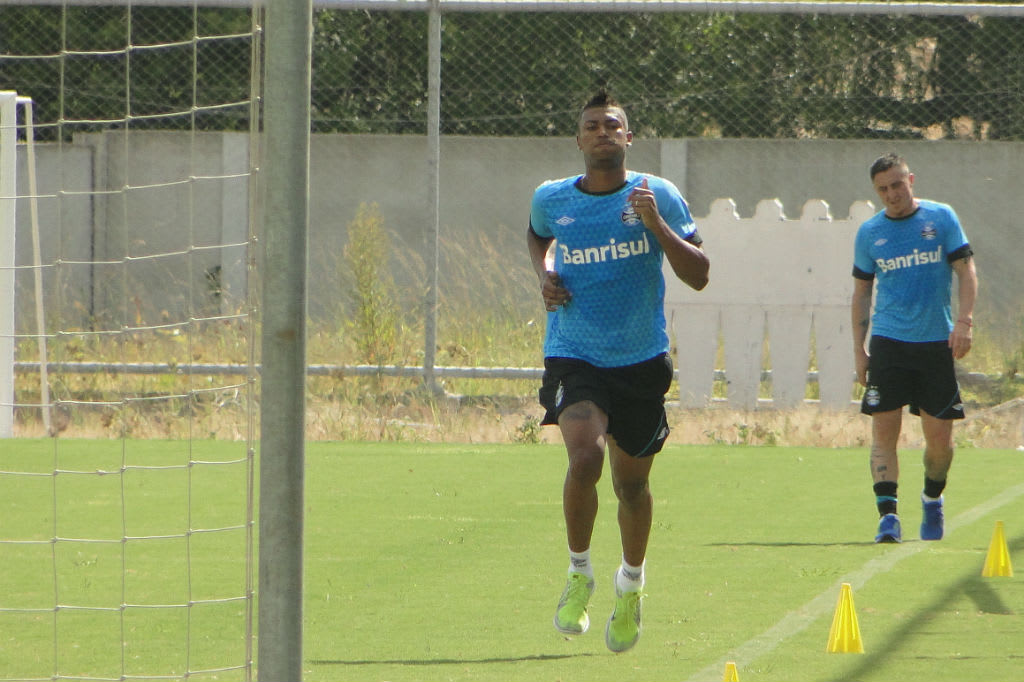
[258,0,311,678]
[422,0,442,394]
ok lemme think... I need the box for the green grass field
[3,439,1023,681]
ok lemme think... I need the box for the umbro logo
[555,216,575,226]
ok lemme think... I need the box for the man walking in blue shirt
[852,152,979,544]
[527,90,709,652]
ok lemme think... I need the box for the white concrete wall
[10,133,1020,409]
[14,131,250,331]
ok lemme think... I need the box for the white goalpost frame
[0,92,51,439]
[0,91,17,438]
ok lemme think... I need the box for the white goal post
[0,91,50,439]
[0,92,17,438]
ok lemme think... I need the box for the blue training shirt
[852,199,971,343]
[530,171,697,367]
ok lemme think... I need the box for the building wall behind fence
[13,133,1021,400]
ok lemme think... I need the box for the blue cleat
[921,495,944,541]
[875,513,901,543]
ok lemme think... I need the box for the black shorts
[861,336,965,420]
[538,353,673,458]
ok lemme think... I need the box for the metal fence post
[258,0,312,679]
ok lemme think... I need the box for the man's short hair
[582,88,620,111]
[579,88,628,129]
[870,152,909,180]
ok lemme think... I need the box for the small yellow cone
[982,521,1014,577]
[722,661,739,682]
[826,583,865,653]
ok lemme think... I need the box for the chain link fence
[312,8,1024,140]
[1,5,255,137]
[2,1,1023,441]
[5,4,1024,139]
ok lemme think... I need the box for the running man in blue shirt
[527,90,709,652]
[851,153,978,544]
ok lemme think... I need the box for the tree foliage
[0,5,253,138]
[3,6,1023,140]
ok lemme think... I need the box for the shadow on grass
[706,541,873,548]
[309,652,599,666]
[825,531,1024,682]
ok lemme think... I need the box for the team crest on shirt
[621,204,642,226]
[920,223,937,240]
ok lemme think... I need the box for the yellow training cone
[722,661,739,682]
[982,521,1014,577]
[826,583,865,653]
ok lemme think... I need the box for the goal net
[0,3,259,679]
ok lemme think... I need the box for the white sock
[616,558,645,593]
[569,548,593,579]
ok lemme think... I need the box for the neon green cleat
[553,572,595,635]
[605,587,644,652]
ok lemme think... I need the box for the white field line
[685,480,1024,682]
